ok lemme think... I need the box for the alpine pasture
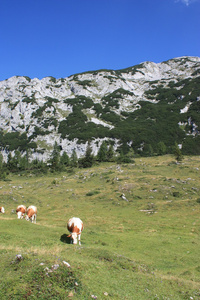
[0,155,199,299]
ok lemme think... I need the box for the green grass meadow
[0,155,200,299]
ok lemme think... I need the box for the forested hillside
[0,56,199,169]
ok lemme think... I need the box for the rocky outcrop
[0,56,199,161]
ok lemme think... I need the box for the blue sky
[0,0,199,81]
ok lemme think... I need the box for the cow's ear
[67,234,72,238]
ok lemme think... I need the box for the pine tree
[60,152,70,166]
[0,153,3,171]
[174,142,183,162]
[0,153,6,179]
[126,148,135,160]
[157,141,166,156]
[70,149,78,168]
[97,141,108,162]
[107,144,114,161]
[50,142,61,170]
[7,152,18,171]
[79,142,94,168]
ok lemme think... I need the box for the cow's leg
[78,234,81,245]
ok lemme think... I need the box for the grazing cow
[67,217,83,245]
[0,207,5,213]
[16,205,27,219]
[25,205,37,223]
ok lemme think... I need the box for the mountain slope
[0,56,200,161]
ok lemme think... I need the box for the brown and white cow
[25,205,37,223]
[0,207,5,213]
[67,217,83,245]
[16,205,27,219]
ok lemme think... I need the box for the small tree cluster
[96,141,114,162]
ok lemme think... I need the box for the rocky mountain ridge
[0,56,200,161]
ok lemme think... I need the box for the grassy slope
[0,155,199,299]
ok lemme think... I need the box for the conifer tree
[7,152,18,171]
[70,149,78,168]
[79,142,94,168]
[60,152,70,166]
[50,142,61,170]
[0,153,3,169]
[0,154,6,180]
[157,141,166,156]
[174,142,183,162]
[97,141,107,162]
[107,144,114,161]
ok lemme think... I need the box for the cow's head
[25,215,30,221]
[68,232,79,244]
[17,211,23,219]
[1,207,5,213]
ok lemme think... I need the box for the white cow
[67,217,83,245]
[25,205,37,223]
[0,207,5,213]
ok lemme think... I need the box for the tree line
[0,141,183,179]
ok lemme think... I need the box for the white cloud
[175,0,199,5]
[183,0,192,5]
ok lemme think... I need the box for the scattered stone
[120,193,128,201]
[68,291,73,297]
[91,295,97,299]
[192,187,198,191]
[63,261,71,268]
[104,292,108,296]
[51,264,59,270]
[44,266,53,276]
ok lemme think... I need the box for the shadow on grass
[60,233,71,244]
